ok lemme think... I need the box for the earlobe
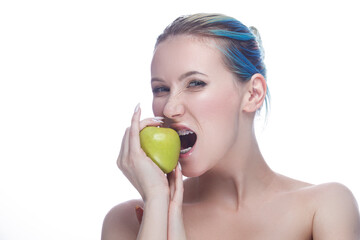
[243,73,267,113]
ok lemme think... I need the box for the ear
[242,73,267,113]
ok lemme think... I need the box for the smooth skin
[102,35,360,240]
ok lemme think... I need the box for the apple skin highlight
[139,126,181,173]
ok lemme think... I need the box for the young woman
[102,13,360,240]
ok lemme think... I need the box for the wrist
[144,187,169,203]
[144,191,170,205]
[137,193,169,240]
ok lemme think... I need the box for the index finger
[129,103,141,153]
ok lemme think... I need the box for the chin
[182,170,198,178]
[180,163,208,178]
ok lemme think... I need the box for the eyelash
[152,86,170,94]
[152,80,207,95]
[187,80,206,88]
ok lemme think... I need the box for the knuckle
[125,127,131,137]
[117,157,125,171]
[129,128,137,138]
[116,158,124,171]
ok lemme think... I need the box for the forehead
[151,35,226,78]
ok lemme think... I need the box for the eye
[188,80,206,88]
[152,86,170,95]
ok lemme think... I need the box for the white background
[0,0,359,239]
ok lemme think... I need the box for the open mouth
[177,129,197,155]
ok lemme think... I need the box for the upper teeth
[177,129,194,136]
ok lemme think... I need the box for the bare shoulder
[306,182,356,198]
[274,175,360,239]
[304,182,359,210]
[274,174,357,201]
[306,182,360,239]
[278,176,359,215]
[101,199,143,240]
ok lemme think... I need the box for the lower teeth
[180,147,192,154]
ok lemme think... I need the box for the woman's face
[151,35,247,177]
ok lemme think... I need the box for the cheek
[195,88,241,155]
[152,98,165,116]
[196,88,240,125]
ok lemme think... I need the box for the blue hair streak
[156,13,270,114]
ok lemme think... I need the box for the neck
[185,125,276,210]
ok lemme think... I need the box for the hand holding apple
[140,126,181,173]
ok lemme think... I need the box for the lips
[171,125,197,156]
[177,129,197,154]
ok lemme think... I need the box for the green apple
[140,126,180,173]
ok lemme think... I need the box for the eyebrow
[179,71,207,80]
[151,71,207,83]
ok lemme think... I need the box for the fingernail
[153,116,164,120]
[134,103,140,113]
[152,116,164,123]
[152,118,164,123]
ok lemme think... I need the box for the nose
[163,94,185,120]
